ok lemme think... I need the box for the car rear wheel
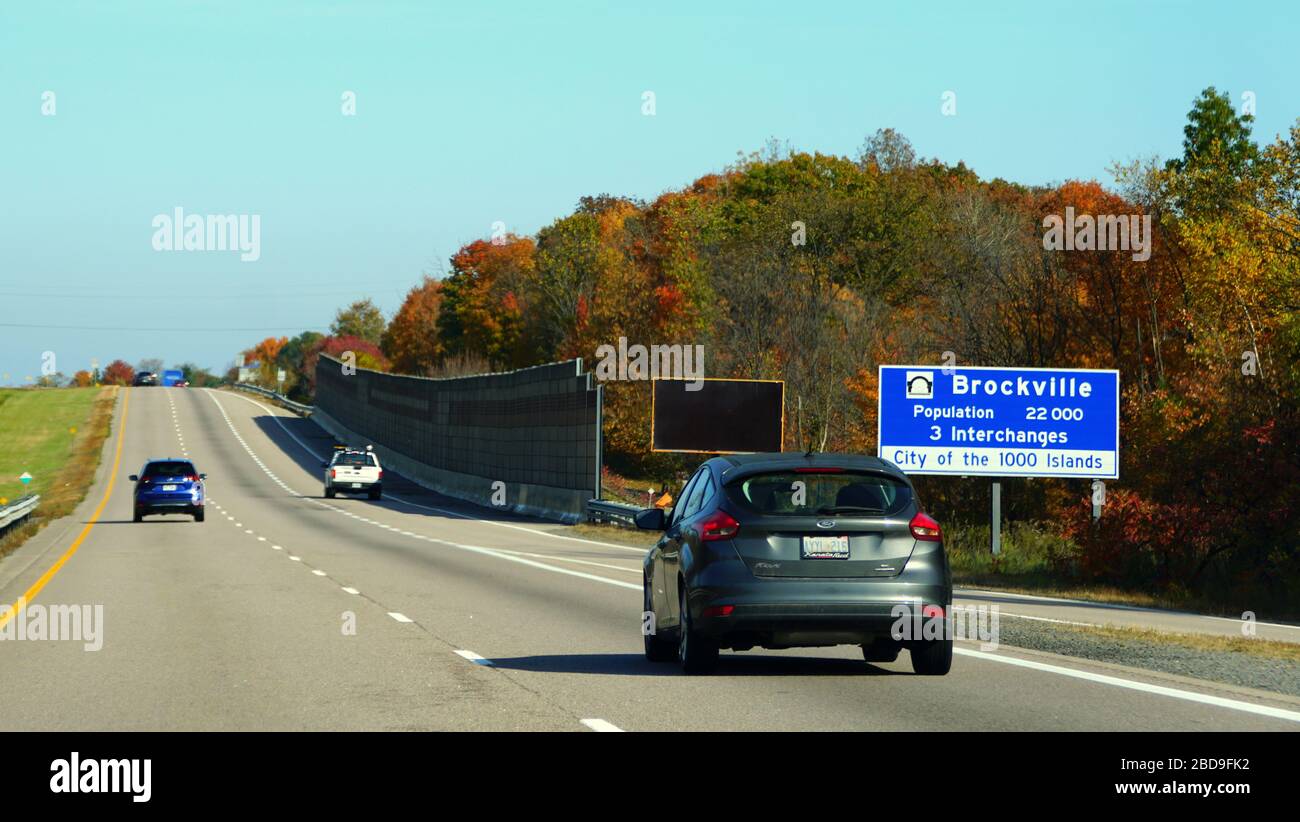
[643,578,675,662]
[368,486,381,500]
[194,509,205,523]
[910,638,953,676]
[324,486,335,499]
[677,582,718,674]
[133,511,143,523]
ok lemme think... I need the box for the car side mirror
[199,473,207,480]
[634,508,666,531]
[128,474,138,482]
[321,461,330,468]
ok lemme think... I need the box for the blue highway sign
[877,365,1119,478]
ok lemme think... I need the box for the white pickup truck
[323,446,383,500]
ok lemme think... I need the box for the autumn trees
[225,87,1297,609]
[102,360,135,386]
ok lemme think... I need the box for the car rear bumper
[687,550,951,649]
[328,480,380,490]
[136,502,201,514]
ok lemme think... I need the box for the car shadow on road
[487,652,902,677]
[91,519,200,524]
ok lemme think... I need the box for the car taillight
[378,470,383,479]
[698,510,739,541]
[702,605,735,618]
[330,469,336,478]
[187,474,200,483]
[910,511,942,542]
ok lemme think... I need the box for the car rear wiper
[815,505,886,515]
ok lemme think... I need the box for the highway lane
[0,387,578,730]
[0,385,1297,730]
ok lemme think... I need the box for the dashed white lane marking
[272,545,283,551]
[341,587,359,595]
[244,529,254,534]
[455,650,494,666]
[388,612,413,623]
[952,648,1300,724]
[288,555,301,562]
[311,569,326,576]
[580,719,624,732]
[257,536,267,542]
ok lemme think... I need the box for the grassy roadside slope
[0,387,117,558]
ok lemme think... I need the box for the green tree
[330,299,386,344]
[1166,87,1259,215]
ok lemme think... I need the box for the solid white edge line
[580,718,624,732]
[998,612,1098,627]
[956,587,1300,631]
[953,647,1300,723]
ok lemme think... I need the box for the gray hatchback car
[638,453,952,675]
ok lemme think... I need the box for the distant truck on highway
[161,369,185,387]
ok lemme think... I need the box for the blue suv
[130,458,206,522]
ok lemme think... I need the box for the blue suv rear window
[144,461,195,476]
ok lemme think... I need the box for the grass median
[0,386,117,558]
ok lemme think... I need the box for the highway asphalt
[0,386,1296,731]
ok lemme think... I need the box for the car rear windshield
[727,470,912,516]
[144,461,195,477]
[335,453,376,466]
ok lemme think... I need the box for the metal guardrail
[0,494,40,532]
[231,383,314,415]
[586,498,642,527]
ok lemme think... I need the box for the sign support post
[991,481,1001,556]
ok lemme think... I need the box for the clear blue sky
[1,0,1297,384]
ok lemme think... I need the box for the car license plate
[162,484,177,491]
[802,535,849,559]
[351,483,362,488]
